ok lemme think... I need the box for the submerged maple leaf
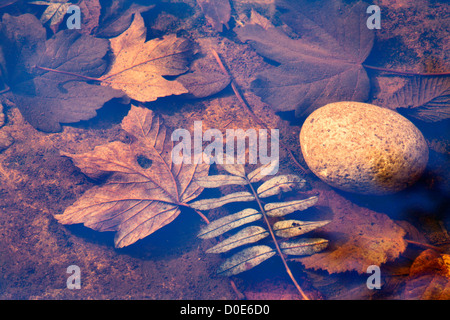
[293,188,407,274]
[384,76,450,122]
[100,12,193,102]
[56,105,209,248]
[0,13,125,132]
[236,0,373,117]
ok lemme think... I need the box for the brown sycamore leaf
[293,188,407,274]
[236,0,373,117]
[56,105,209,248]
[401,249,450,300]
[95,2,154,38]
[383,76,450,122]
[78,0,101,35]
[100,12,192,102]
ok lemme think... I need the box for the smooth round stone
[300,102,429,195]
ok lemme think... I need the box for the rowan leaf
[236,0,373,117]
[273,219,330,238]
[217,157,246,177]
[217,245,276,276]
[280,238,329,256]
[100,12,192,102]
[0,0,19,9]
[56,105,209,248]
[264,197,318,217]
[195,175,247,188]
[247,159,279,183]
[206,226,269,253]
[189,191,255,210]
[197,208,262,239]
[30,0,71,27]
[257,174,306,198]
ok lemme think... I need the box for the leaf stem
[405,239,444,252]
[0,87,11,95]
[34,65,101,81]
[245,176,310,300]
[362,64,450,76]
[211,49,308,175]
[180,202,210,224]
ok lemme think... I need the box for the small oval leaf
[195,175,247,188]
[217,245,276,276]
[247,159,280,183]
[273,219,330,238]
[218,154,246,177]
[197,208,262,239]
[206,226,269,253]
[257,174,306,198]
[280,238,328,256]
[189,191,255,210]
[264,196,318,217]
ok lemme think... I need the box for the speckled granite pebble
[300,102,428,195]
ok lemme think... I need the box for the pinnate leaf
[189,191,255,210]
[257,174,306,198]
[206,226,269,253]
[218,159,246,177]
[217,245,276,276]
[264,197,318,217]
[280,238,329,256]
[195,175,247,188]
[30,1,71,28]
[247,159,279,183]
[273,219,330,238]
[197,208,262,239]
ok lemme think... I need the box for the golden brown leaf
[100,13,192,102]
[78,0,101,35]
[56,105,209,248]
[402,249,450,300]
[295,188,407,274]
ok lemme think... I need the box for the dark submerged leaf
[0,14,126,132]
[95,1,154,38]
[236,0,373,117]
[177,70,231,98]
[384,76,450,122]
[197,0,231,32]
